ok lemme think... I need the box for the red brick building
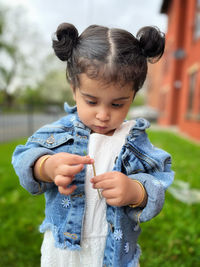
[148,0,200,140]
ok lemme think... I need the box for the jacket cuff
[127,173,165,222]
[12,147,55,195]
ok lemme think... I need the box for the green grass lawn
[0,130,200,266]
[140,129,200,267]
[0,139,44,267]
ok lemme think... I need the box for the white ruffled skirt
[41,230,107,267]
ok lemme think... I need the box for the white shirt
[41,120,135,267]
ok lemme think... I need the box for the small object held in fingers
[83,151,102,199]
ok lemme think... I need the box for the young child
[12,23,174,267]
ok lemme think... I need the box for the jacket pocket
[28,126,74,149]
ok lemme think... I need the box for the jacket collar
[64,102,91,133]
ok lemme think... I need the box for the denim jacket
[12,104,174,267]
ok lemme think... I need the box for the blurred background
[0,0,200,266]
[0,0,168,142]
[1,0,200,143]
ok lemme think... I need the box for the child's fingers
[91,173,106,183]
[100,189,126,207]
[54,164,85,185]
[61,164,85,176]
[101,189,116,200]
[58,184,77,195]
[54,175,74,187]
[62,153,94,165]
[91,172,115,184]
[92,179,114,190]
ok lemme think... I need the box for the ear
[69,82,76,101]
[73,90,76,101]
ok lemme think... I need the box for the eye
[112,103,123,108]
[86,100,97,105]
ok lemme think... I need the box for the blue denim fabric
[12,103,174,267]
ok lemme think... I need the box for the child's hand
[35,153,94,195]
[91,171,146,207]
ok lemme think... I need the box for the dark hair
[52,23,165,92]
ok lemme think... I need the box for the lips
[94,126,107,130]
[93,125,108,132]
[92,125,116,135]
[96,126,107,129]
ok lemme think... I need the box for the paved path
[0,113,64,143]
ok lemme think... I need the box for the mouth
[94,125,107,130]
[92,125,108,132]
[92,125,115,135]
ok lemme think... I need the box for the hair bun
[52,23,79,61]
[136,26,165,63]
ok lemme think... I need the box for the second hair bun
[52,23,79,61]
[136,26,165,63]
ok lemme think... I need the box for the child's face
[73,74,135,136]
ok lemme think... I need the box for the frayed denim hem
[127,244,141,267]
[39,223,81,251]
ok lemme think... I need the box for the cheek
[77,106,93,123]
[117,107,130,119]
[112,110,127,126]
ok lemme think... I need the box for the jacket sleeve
[128,163,174,223]
[115,118,174,223]
[12,139,55,195]
[12,112,76,195]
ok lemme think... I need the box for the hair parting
[52,23,165,92]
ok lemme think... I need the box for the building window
[194,0,200,39]
[187,72,197,116]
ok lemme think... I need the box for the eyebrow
[80,91,131,101]
[80,92,97,99]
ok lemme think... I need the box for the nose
[96,107,110,122]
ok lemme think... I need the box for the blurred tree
[13,51,74,111]
[0,5,16,106]
[0,2,73,111]
[14,72,74,112]
[14,86,44,108]
[0,3,47,107]
[38,70,74,106]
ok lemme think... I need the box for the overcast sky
[3,0,167,46]
[1,0,167,90]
